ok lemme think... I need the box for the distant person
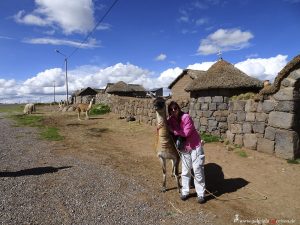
[167,101,206,204]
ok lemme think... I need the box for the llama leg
[159,156,167,192]
[173,157,181,193]
[78,111,81,120]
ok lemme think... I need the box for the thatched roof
[168,69,206,89]
[186,59,263,91]
[106,81,146,93]
[72,87,98,96]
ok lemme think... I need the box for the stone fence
[95,68,300,159]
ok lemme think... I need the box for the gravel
[0,114,216,225]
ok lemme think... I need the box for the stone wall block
[200,117,208,126]
[212,96,223,103]
[236,112,246,122]
[246,112,255,122]
[245,100,258,112]
[243,134,257,150]
[264,126,276,141]
[252,122,266,134]
[226,130,235,143]
[255,113,268,122]
[201,103,209,110]
[232,101,246,111]
[235,135,243,146]
[218,122,228,130]
[230,124,242,134]
[227,113,236,124]
[209,103,217,110]
[217,103,228,110]
[268,111,294,129]
[281,78,296,87]
[274,101,295,112]
[198,97,205,103]
[243,123,252,133]
[288,69,300,80]
[273,87,296,101]
[257,138,275,154]
[275,129,299,159]
[204,96,212,103]
[262,100,275,113]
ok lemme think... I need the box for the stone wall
[226,69,300,159]
[95,93,157,125]
[189,95,229,138]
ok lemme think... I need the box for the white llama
[75,97,94,120]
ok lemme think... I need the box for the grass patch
[287,158,300,164]
[235,149,248,158]
[200,132,221,143]
[9,114,64,141]
[230,92,256,100]
[40,127,64,141]
[89,104,111,115]
[10,114,43,127]
[0,104,24,114]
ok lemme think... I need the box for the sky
[0,0,299,103]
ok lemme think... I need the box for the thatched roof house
[106,81,146,97]
[168,69,206,99]
[71,87,98,104]
[186,59,263,97]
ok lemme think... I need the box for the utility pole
[55,49,69,105]
[53,81,56,103]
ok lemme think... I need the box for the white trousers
[181,146,205,197]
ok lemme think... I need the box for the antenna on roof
[217,50,223,60]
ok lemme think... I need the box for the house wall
[171,74,192,100]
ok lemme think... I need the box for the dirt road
[1,105,300,224]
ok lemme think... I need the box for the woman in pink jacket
[167,101,206,204]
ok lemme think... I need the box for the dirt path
[39,106,300,224]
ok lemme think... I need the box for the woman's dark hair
[168,101,184,121]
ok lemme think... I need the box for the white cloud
[197,28,254,55]
[155,54,167,61]
[14,0,95,34]
[187,61,215,70]
[235,54,288,81]
[23,37,100,48]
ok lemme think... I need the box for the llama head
[153,97,166,113]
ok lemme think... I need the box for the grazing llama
[153,97,180,193]
[23,103,35,115]
[76,97,94,120]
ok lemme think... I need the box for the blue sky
[0,0,299,103]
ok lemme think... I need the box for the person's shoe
[180,194,189,201]
[197,196,206,204]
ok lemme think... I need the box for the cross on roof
[217,50,223,60]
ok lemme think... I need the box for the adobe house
[71,87,98,104]
[185,59,263,137]
[106,81,147,97]
[168,69,206,100]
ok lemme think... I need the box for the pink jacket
[167,113,201,152]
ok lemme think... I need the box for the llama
[153,97,180,193]
[23,103,35,115]
[75,97,94,120]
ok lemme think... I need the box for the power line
[67,0,120,59]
